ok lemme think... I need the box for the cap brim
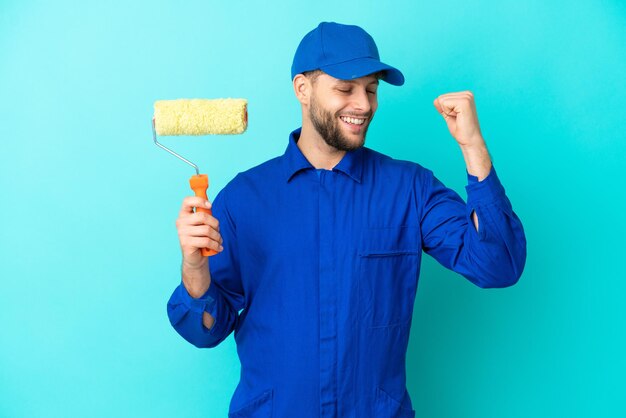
[320,57,405,86]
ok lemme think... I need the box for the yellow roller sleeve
[154,98,248,135]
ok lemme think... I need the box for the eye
[367,90,377,95]
[337,88,351,93]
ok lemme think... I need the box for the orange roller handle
[189,174,218,257]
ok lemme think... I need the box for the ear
[293,74,311,106]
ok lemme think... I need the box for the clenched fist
[433,91,484,148]
[175,196,224,269]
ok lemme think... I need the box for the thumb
[433,97,443,114]
[433,97,450,119]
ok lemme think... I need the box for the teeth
[340,116,365,125]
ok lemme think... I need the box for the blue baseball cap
[291,22,405,86]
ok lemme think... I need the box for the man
[167,21,526,418]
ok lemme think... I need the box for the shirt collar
[283,127,364,183]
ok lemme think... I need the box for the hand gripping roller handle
[152,118,217,257]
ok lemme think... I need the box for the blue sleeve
[419,165,527,288]
[166,184,245,348]
[467,170,479,184]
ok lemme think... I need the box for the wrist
[459,134,487,153]
[460,142,492,181]
[182,258,207,271]
[181,261,211,298]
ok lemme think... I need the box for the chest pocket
[357,226,421,328]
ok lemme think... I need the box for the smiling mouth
[339,115,367,125]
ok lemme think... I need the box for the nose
[350,88,372,115]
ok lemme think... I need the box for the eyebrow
[336,79,379,86]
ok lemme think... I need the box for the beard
[309,93,371,152]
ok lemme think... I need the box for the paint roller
[152,98,248,256]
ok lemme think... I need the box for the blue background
[1,1,625,417]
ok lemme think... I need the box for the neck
[296,119,346,170]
